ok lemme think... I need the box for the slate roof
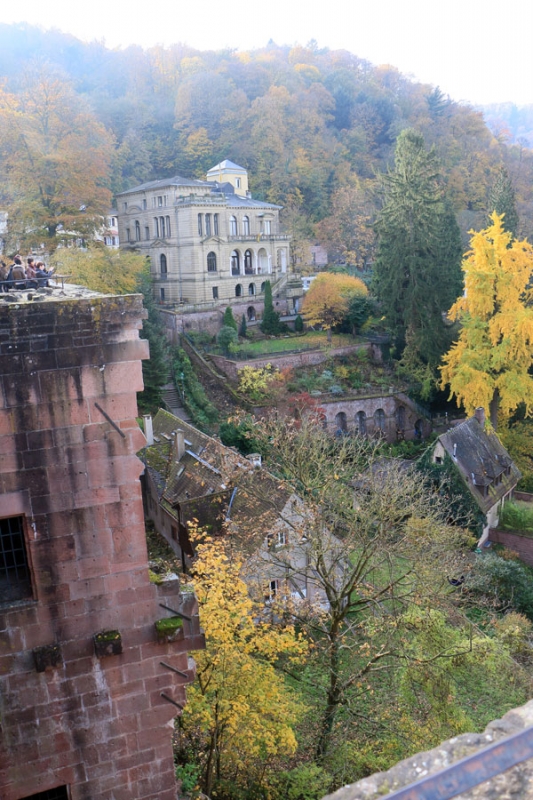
[437,417,521,514]
[207,160,247,172]
[117,175,211,195]
[143,410,292,544]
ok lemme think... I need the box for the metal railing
[382,724,533,800]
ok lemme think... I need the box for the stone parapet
[323,700,533,800]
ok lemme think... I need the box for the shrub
[466,553,533,620]
[494,612,533,662]
[294,314,304,332]
[500,501,533,532]
[219,418,262,456]
[217,325,238,356]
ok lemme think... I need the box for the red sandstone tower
[0,293,204,800]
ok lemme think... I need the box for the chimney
[143,415,154,446]
[247,453,262,468]
[175,429,185,461]
[474,407,486,427]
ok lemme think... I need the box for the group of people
[0,255,55,292]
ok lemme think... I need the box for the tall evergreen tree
[136,265,169,414]
[260,280,281,335]
[488,167,519,238]
[223,306,238,331]
[373,129,463,366]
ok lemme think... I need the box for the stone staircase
[161,380,191,422]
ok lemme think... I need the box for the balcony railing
[227,234,290,242]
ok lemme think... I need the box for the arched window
[258,248,268,273]
[261,282,266,293]
[154,218,159,237]
[247,305,256,321]
[235,284,243,297]
[396,405,406,431]
[205,214,211,236]
[159,216,165,237]
[166,216,171,237]
[243,215,250,235]
[244,249,253,274]
[160,254,167,275]
[207,252,217,272]
[248,283,255,296]
[374,408,386,433]
[144,226,150,240]
[135,221,141,241]
[231,250,240,276]
[214,214,219,235]
[335,412,348,433]
[198,214,203,235]
[230,216,237,236]
[356,411,367,435]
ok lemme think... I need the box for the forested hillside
[1,22,532,258]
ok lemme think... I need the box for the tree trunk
[489,389,500,429]
[315,631,341,761]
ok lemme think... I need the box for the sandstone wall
[0,295,204,800]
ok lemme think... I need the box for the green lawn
[235,332,357,357]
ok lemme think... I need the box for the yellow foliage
[238,364,280,400]
[181,537,307,791]
[440,214,533,420]
[50,245,146,294]
[302,273,368,331]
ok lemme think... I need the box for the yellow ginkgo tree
[440,213,533,428]
[177,536,307,796]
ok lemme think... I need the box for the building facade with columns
[117,160,291,310]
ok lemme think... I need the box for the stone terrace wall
[323,699,533,800]
[0,295,204,800]
[488,528,533,567]
[211,343,369,382]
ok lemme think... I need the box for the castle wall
[0,295,204,800]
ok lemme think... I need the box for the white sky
[2,0,532,106]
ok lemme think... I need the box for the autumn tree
[488,166,519,237]
[176,536,307,797]
[316,181,376,269]
[241,418,468,763]
[302,273,368,340]
[0,65,114,251]
[373,129,463,366]
[440,213,533,428]
[50,244,146,295]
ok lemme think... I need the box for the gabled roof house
[141,410,337,606]
[432,408,521,540]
